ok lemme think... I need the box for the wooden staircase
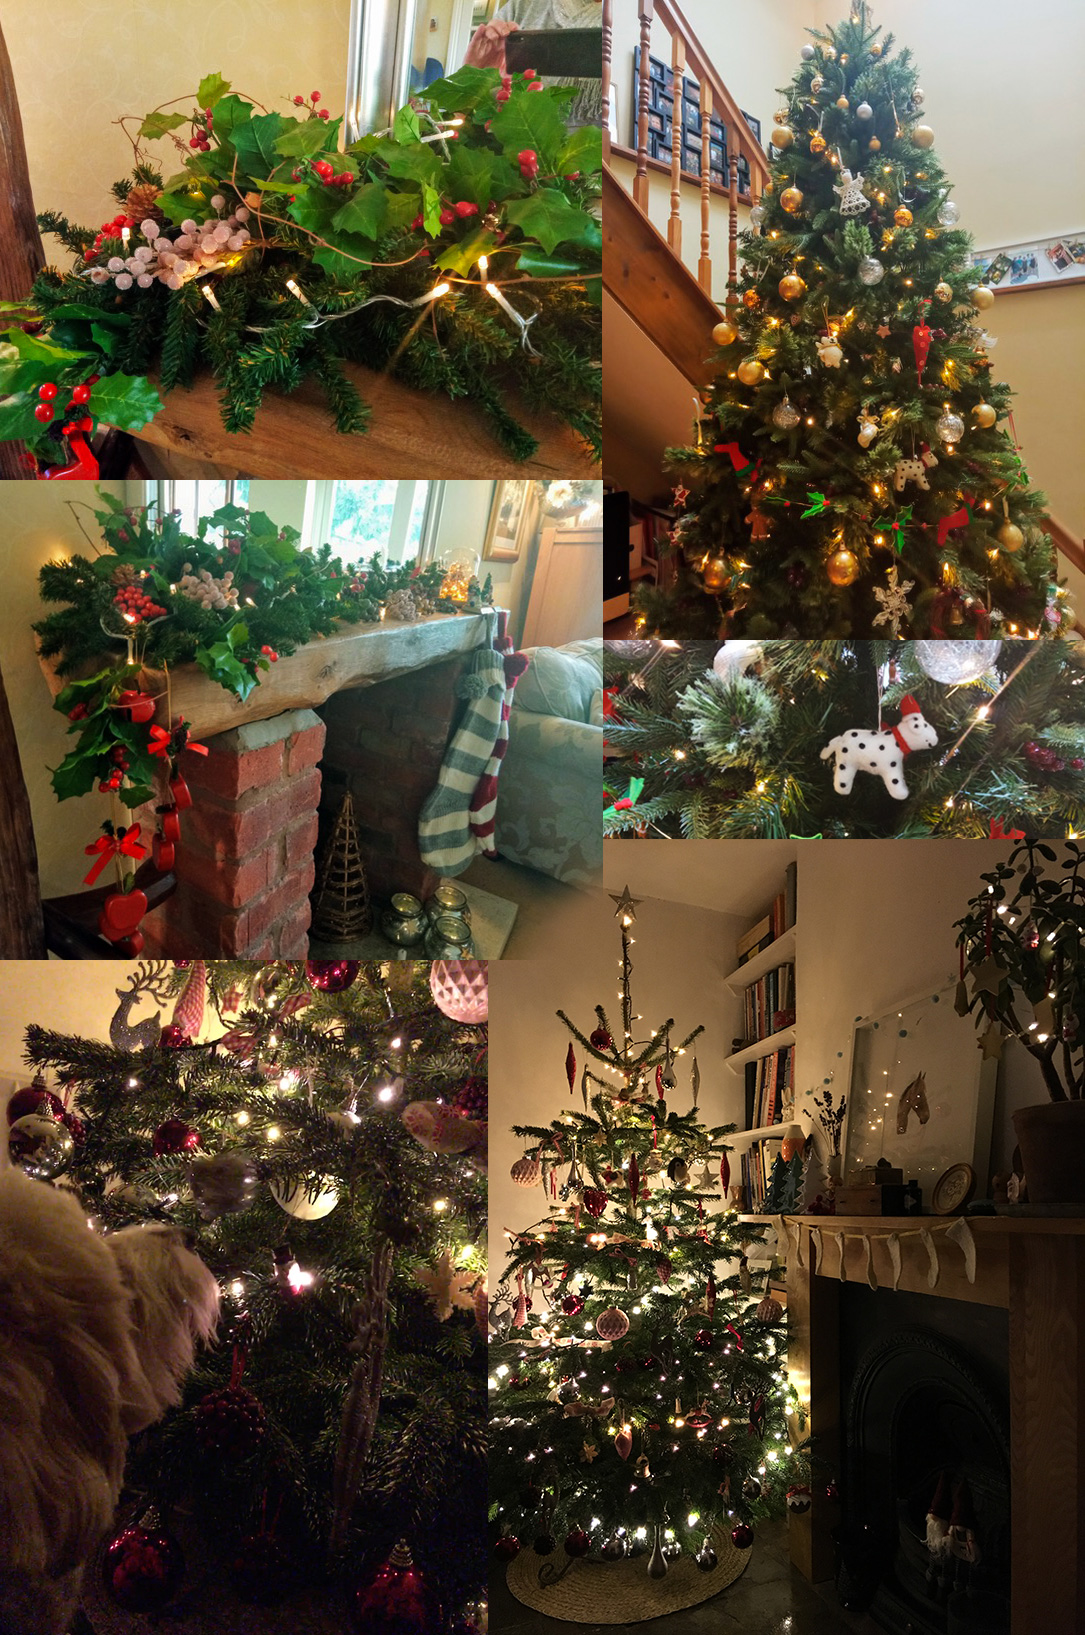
[602,0,771,388]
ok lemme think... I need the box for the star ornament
[413,1252,478,1321]
[970,956,1007,997]
[610,886,642,923]
[872,563,915,638]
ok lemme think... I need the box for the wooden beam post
[0,21,45,482]
[0,660,45,957]
[633,1,654,211]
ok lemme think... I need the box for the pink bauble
[429,960,488,1023]
[510,1154,541,1187]
[596,1306,630,1341]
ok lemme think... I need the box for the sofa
[495,639,603,887]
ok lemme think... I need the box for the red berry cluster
[518,149,539,182]
[292,90,331,121]
[98,743,131,794]
[496,67,543,106]
[114,581,168,622]
[292,157,351,187]
[89,213,135,258]
[1025,741,1084,775]
[194,1385,267,1456]
[190,107,215,151]
[260,644,279,662]
[454,1074,488,1120]
[438,198,481,227]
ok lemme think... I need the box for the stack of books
[743,1044,795,1129]
[734,861,797,968]
[741,962,795,1044]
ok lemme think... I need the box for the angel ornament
[834,169,869,217]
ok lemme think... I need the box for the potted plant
[956,840,1085,1205]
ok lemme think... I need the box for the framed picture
[841,983,997,1199]
[483,480,536,563]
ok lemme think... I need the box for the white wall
[0,960,142,1081]
[488,886,745,1279]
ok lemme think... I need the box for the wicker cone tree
[311,791,372,941]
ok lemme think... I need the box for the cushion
[514,640,603,724]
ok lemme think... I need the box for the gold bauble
[810,131,827,154]
[972,402,997,428]
[868,136,881,152]
[774,108,790,125]
[743,289,762,311]
[737,359,766,386]
[826,548,860,587]
[772,124,795,149]
[780,186,805,215]
[997,521,1025,553]
[702,556,728,592]
[835,95,850,111]
[934,280,953,302]
[894,207,913,228]
[712,318,739,347]
[870,42,883,57]
[912,125,935,149]
[970,285,995,311]
[779,273,807,301]
[811,74,825,93]
[764,180,775,194]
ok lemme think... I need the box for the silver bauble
[800,43,816,61]
[9,1112,75,1180]
[914,641,1003,685]
[858,256,885,286]
[936,411,965,444]
[938,200,960,227]
[695,1540,718,1573]
[189,1151,259,1219]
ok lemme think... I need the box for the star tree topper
[610,886,641,922]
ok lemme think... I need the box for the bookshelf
[724,923,797,992]
[725,1025,797,1073]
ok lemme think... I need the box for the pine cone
[125,183,165,225]
[384,588,417,622]
[455,1075,488,1121]
[111,564,140,587]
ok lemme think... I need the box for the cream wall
[488,889,745,1280]
[5,0,351,250]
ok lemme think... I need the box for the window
[303,480,440,564]
[150,480,250,541]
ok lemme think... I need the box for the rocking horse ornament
[820,695,938,800]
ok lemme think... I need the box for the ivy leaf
[435,227,499,275]
[491,95,568,170]
[231,112,288,179]
[87,373,163,432]
[417,66,501,115]
[556,123,603,176]
[331,184,389,240]
[197,72,231,109]
[139,111,190,141]
[274,119,336,159]
[505,188,597,254]
[393,105,422,145]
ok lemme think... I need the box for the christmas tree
[13,958,487,1629]
[489,892,806,1582]
[603,639,1085,839]
[635,2,1065,640]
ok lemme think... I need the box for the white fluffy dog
[0,1162,219,1635]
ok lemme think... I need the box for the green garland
[36,491,455,807]
[1,68,601,465]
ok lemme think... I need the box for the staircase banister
[650,0,770,187]
[1042,516,1085,579]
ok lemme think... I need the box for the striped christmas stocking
[468,646,530,858]
[418,647,510,876]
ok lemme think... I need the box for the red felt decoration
[98,888,148,942]
[912,315,932,382]
[627,1154,640,1198]
[84,823,147,885]
[936,493,977,548]
[720,1151,731,1193]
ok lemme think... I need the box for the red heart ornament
[160,805,181,843]
[614,1429,633,1460]
[152,836,176,872]
[170,775,192,810]
[98,888,148,942]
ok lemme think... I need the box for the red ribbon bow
[989,819,1026,840]
[149,716,209,759]
[83,824,147,885]
[148,726,172,758]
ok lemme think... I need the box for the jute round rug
[506,1524,750,1624]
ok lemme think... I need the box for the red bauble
[712,1441,734,1466]
[229,1530,294,1603]
[730,1522,754,1550]
[493,1535,520,1560]
[305,959,361,993]
[152,1118,200,1155]
[101,1523,185,1612]
[116,932,145,957]
[194,1385,266,1456]
[7,1084,64,1125]
[353,1540,441,1634]
[582,1188,608,1218]
[589,1028,612,1050]
[116,689,156,724]
[455,1075,488,1120]
[153,835,176,871]
[564,1528,591,1558]
[159,1024,189,1049]
[693,1329,715,1350]
[561,1294,585,1316]
[169,774,192,810]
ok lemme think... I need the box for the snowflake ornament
[872,563,915,638]
[833,169,869,217]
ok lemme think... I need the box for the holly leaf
[515,247,589,278]
[287,185,344,236]
[2,329,93,365]
[0,395,46,441]
[139,111,190,141]
[274,119,336,159]
[435,227,499,275]
[197,72,231,109]
[417,66,501,115]
[393,105,422,145]
[49,304,131,327]
[376,140,443,189]
[311,235,380,280]
[504,188,597,254]
[385,191,423,232]
[50,751,101,803]
[206,93,252,145]
[330,183,389,240]
[231,112,288,179]
[446,146,518,209]
[421,183,443,237]
[491,94,568,170]
[556,124,603,176]
[87,373,163,432]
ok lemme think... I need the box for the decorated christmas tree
[489,892,806,1591]
[636,2,1065,640]
[10,958,488,1630]
[603,639,1085,839]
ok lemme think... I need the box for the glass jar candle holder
[380,893,427,948]
[424,914,475,959]
[425,883,472,926]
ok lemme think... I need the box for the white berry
[107,256,125,272]
[89,267,110,284]
[166,272,183,289]
[181,219,198,234]
[115,273,133,290]
[140,218,159,238]
[137,273,154,288]
[210,194,225,210]
[235,206,250,222]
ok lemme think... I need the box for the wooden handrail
[604,0,769,305]
[1043,515,1085,580]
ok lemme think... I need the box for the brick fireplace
[138,612,495,957]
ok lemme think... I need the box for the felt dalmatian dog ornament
[820,695,938,800]
[893,445,938,492]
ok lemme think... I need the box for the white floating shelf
[724,1025,797,1072]
[724,924,797,992]
[728,1122,802,1151]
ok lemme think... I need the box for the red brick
[286,722,326,776]
[286,767,322,820]
[193,741,285,801]
[184,794,283,859]
[176,843,277,908]
[285,814,320,872]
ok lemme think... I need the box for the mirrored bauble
[800,43,816,60]
[737,359,765,386]
[856,101,874,120]
[694,1540,718,1572]
[742,1476,762,1500]
[780,186,805,215]
[749,205,765,231]
[858,256,885,286]
[894,206,913,227]
[713,318,738,346]
[773,396,801,430]
[811,74,825,93]
[601,1534,627,1560]
[9,1112,75,1179]
[914,641,1003,684]
[938,199,960,227]
[936,411,965,444]
[972,402,997,428]
[934,281,953,302]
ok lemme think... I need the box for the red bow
[84,824,147,885]
[989,819,1025,840]
[148,726,172,758]
[149,717,208,759]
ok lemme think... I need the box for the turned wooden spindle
[668,33,685,255]
[634,0,654,210]
[698,79,713,293]
[602,0,613,159]
[728,151,739,307]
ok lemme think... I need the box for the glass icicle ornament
[749,205,765,231]
[858,256,885,286]
[914,641,1002,685]
[773,396,800,430]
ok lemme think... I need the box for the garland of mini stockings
[779,1214,977,1290]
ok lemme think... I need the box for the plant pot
[1012,1100,1085,1207]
